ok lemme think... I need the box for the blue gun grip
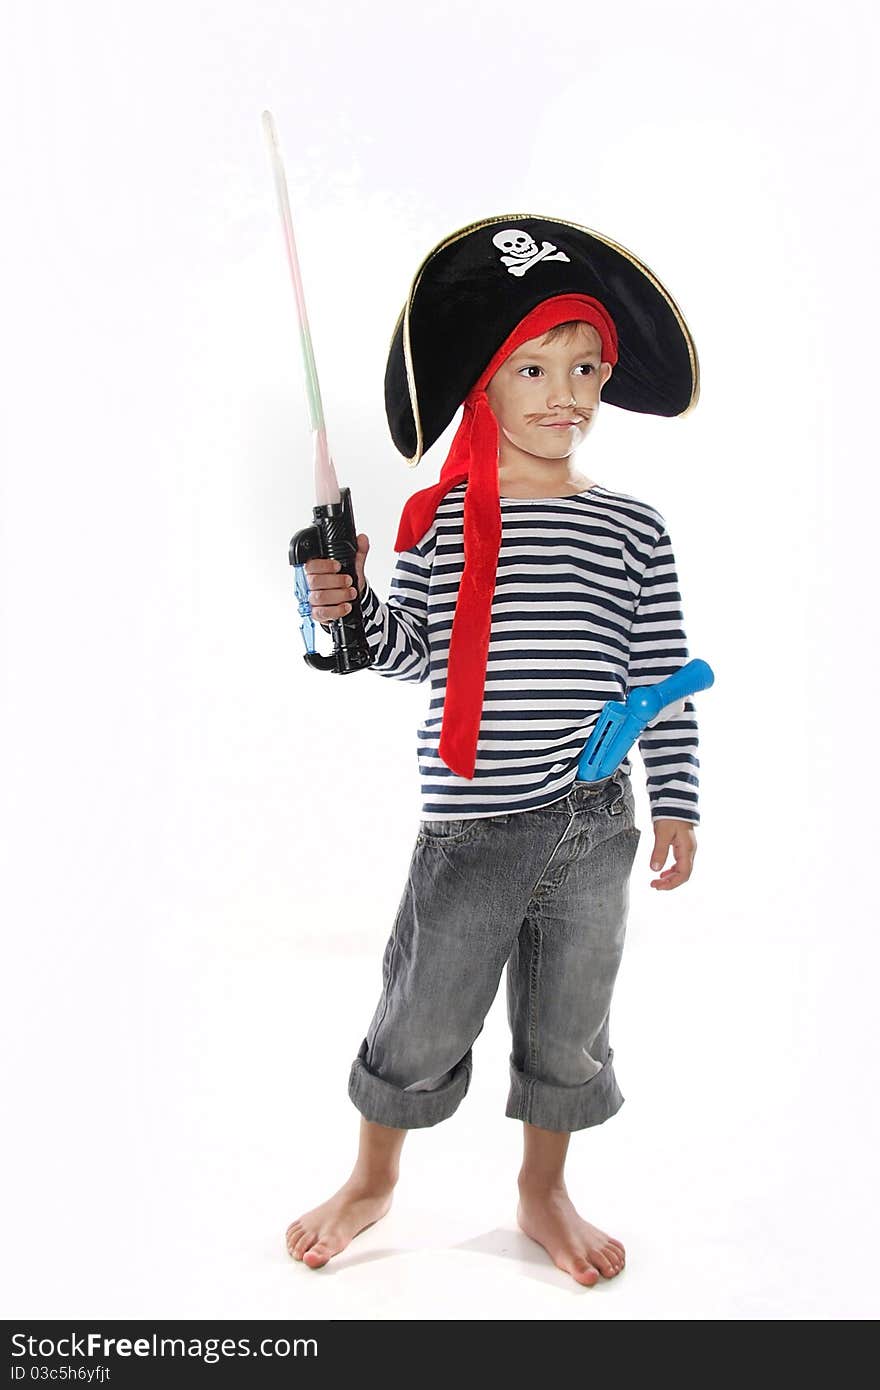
[293,564,316,654]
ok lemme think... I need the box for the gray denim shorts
[348,770,642,1134]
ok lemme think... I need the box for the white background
[2,0,878,1321]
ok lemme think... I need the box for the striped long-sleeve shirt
[356,481,701,823]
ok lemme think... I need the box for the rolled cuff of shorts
[348,1039,472,1129]
[505,1046,624,1132]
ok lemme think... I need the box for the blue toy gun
[576,658,714,782]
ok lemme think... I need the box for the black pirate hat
[384,213,699,466]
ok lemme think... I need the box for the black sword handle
[289,486,373,673]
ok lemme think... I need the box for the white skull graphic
[491,227,572,277]
[492,229,538,260]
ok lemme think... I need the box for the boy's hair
[541,319,599,345]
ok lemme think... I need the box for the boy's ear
[600,362,613,389]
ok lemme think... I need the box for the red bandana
[394,293,619,780]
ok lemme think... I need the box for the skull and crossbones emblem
[492,228,571,277]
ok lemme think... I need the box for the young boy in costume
[286,216,701,1286]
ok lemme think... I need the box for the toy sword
[261,109,373,674]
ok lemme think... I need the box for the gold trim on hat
[389,213,701,468]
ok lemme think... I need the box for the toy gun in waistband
[576,658,715,783]
[263,109,373,676]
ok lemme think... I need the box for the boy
[286,216,701,1286]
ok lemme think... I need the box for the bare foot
[517,1181,626,1286]
[285,1178,395,1269]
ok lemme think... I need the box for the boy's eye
[517,364,595,377]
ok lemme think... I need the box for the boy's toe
[293,1230,316,1260]
[568,1256,600,1285]
[592,1248,618,1278]
[303,1241,333,1268]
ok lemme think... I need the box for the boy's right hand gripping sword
[289,482,373,674]
[262,109,373,675]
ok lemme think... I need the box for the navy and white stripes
[357,482,700,823]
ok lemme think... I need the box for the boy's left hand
[648,819,697,891]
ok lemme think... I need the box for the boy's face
[484,322,613,462]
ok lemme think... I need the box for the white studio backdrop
[2,0,878,1320]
